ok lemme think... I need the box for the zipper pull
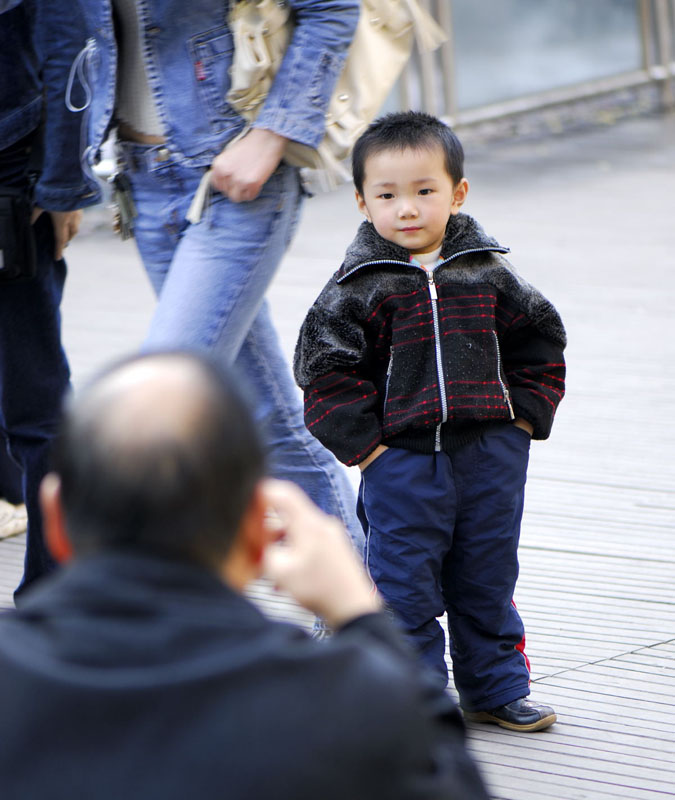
[504,389,516,420]
[428,271,438,300]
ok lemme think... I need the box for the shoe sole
[464,710,557,732]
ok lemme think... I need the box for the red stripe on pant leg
[512,599,531,677]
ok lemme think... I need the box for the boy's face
[355,145,468,257]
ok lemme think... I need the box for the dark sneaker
[464,697,556,732]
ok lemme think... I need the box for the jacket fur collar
[335,213,566,347]
[337,213,507,279]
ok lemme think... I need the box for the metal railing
[402,0,675,126]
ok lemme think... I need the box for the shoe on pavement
[0,499,28,540]
[464,697,557,732]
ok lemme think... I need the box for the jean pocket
[189,26,236,134]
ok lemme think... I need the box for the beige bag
[226,0,293,119]
[227,0,447,181]
[187,0,446,221]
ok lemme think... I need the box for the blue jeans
[357,426,532,710]
[0,132,70,597]
[119,141,362,549]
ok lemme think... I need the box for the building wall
[451,0,642,110]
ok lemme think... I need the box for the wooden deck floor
[1,113,674,798]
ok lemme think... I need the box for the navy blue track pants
[357,424,532,711]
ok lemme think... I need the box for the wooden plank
[468,725,675,758]
[471,741,675,789]
[517,566,675,591]
[615,652,675,671]
[505,598,670,622]
[519,552,675,578]
[512,628,666,649]
[513,602,675,628]
[514,636,655,659]
[521,624,674,648]
[481,769,675,800]
[0,534,24,609]
[562,663,675,691]
[474,762,673,800]
[523,510,675,539]
[517,579,675,605]
[532,681,675,721]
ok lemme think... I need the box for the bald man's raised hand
[262,480,381,630]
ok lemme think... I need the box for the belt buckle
[154,147,171,164]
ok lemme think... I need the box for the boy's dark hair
[352,111,464,196]
[51,352,265,570]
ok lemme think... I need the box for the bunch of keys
[110,172,137,240]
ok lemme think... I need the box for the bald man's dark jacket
[0,551,488,799]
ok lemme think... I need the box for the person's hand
[210,128,288,203]
[358,444,388,471]
[513,418,534,436]
[262,479,381,630]
[31,208,83,260]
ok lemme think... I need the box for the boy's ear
[450,178,469,215]
[355,190,371,222]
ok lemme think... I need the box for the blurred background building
[93,2,674,185]
[394,0,674,139]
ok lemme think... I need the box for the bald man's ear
[221,482,270,591]
[240,482,269,570]
[40,473,74,563]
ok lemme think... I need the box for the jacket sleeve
[252,0,359,148]
[294,279,383,466]
[500,296,566,439]
[0,0,23,12]
[31,0,101,210]
[335,613,491,800]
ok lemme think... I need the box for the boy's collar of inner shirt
[409,246,442,270]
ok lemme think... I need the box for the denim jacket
[76,0,360,167]
[0,0,101,209]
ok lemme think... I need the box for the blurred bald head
[51,352,265,568]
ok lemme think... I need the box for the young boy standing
[294,112,566,732]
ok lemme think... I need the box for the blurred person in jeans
[0,0,100,596]
[76,0,363,554]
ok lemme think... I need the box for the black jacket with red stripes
[294,213,566,467]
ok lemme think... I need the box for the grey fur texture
[337,214,567,347]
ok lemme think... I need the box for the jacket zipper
[337,246,513,446]
[428,271,448,450]
[336,258,410,283]
[493,331,515,419]
[382,346,394,409]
